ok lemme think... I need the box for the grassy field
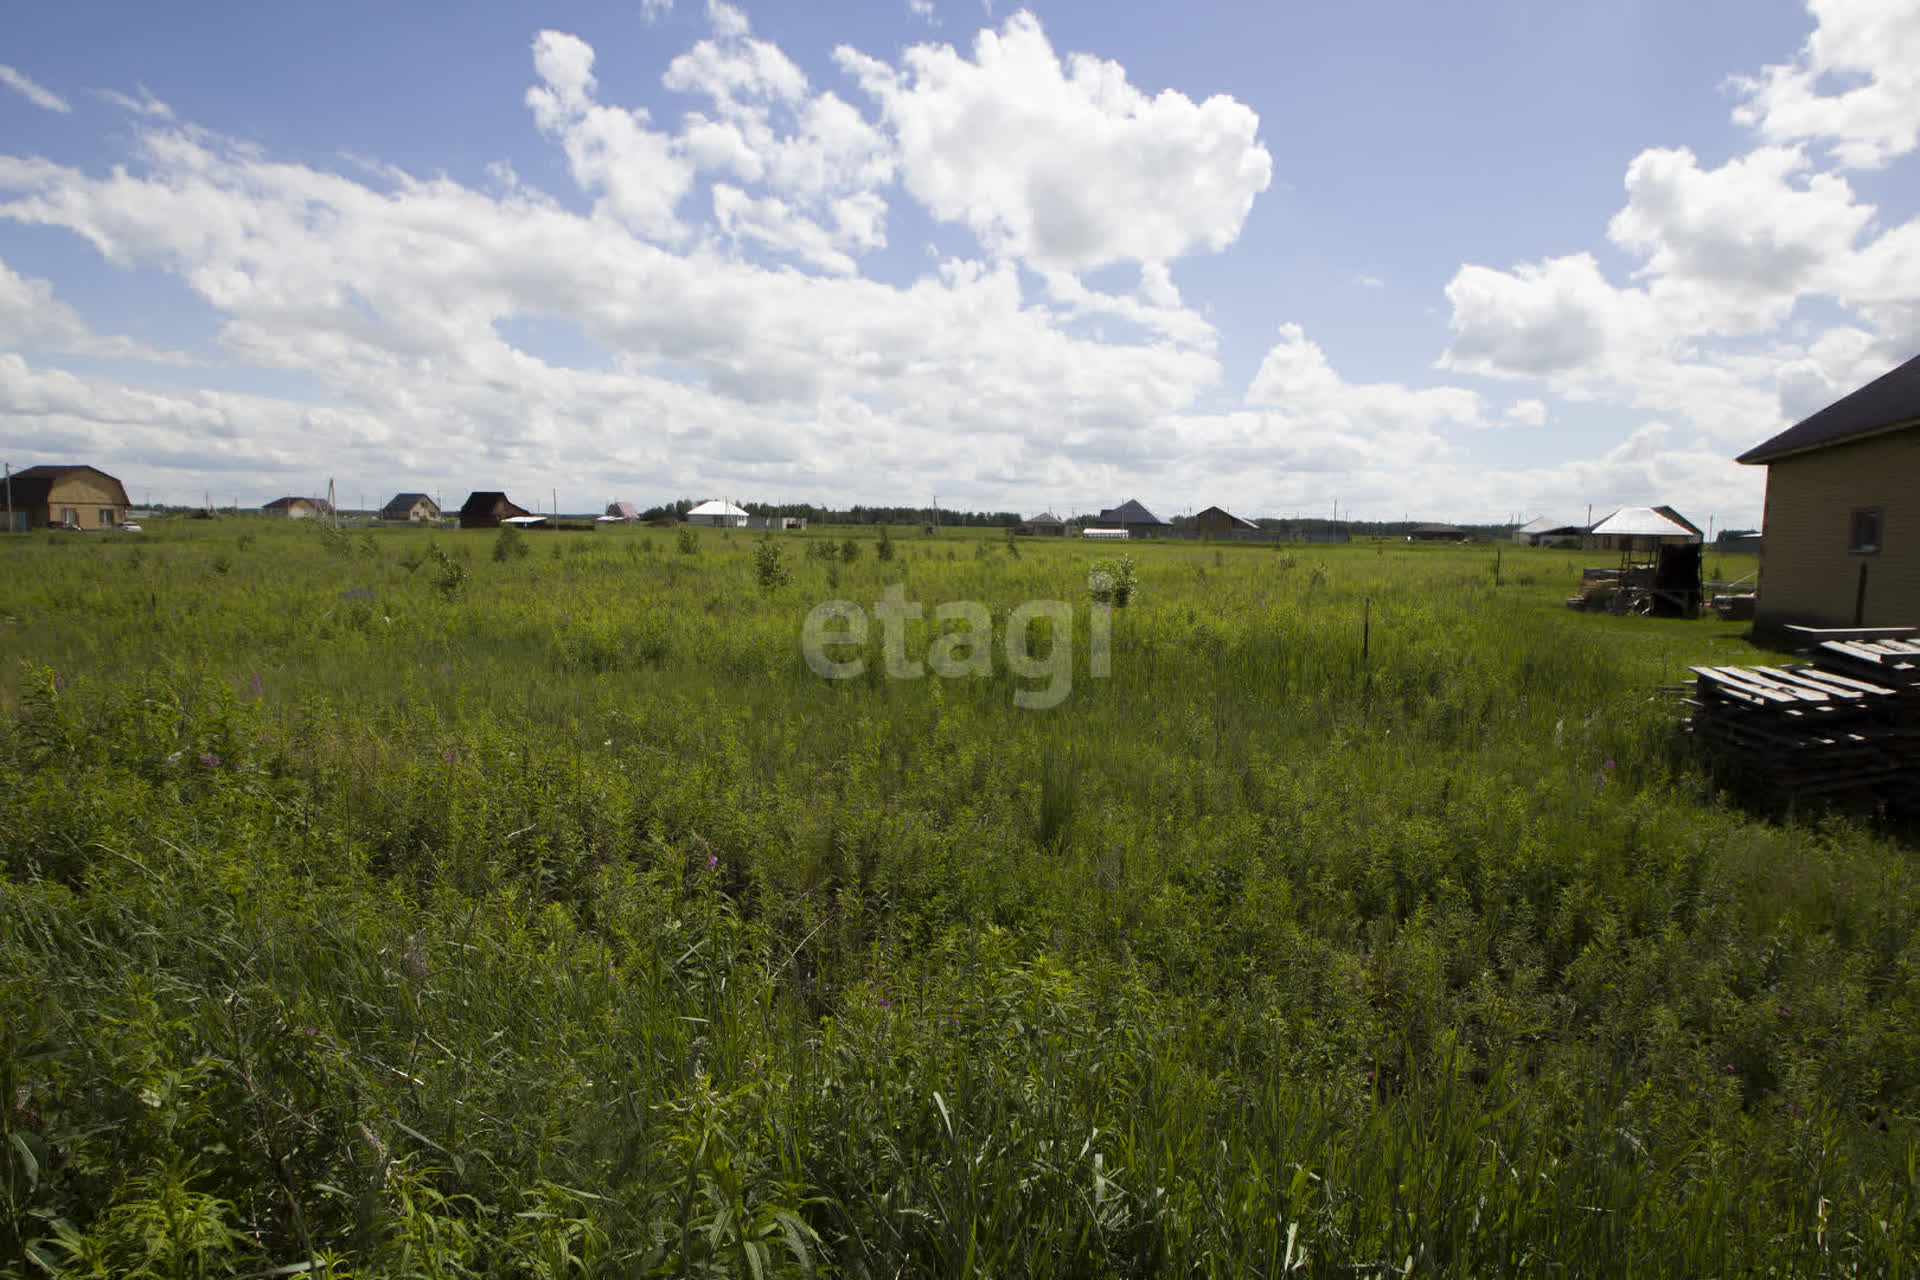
[1,518,1915,1277]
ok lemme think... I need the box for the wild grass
[1,519,1915,1276]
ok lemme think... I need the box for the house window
[99,508,114,526]
[1849,507,1883,554]
[60,507,77,526]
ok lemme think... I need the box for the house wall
[16,472,129,529]
[1193,511,1246,535]
[1755,427,1920,628]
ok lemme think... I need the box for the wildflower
[1604,760,1616,771]
[444,749,457,763]
[707,854,719,870]
[199,753,220,768]
[250,673,263,697]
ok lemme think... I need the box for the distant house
[1583,507,1701,553]
[1019,512,1067,536]
[1513,516,1585,547]
[263,496,334,520]
[1738,352,1920,629]
[687,499,749,528]
[1406,523,1468,542]
[1092,499,1170,539]
[458,491,531,529]
[379,493,440,523]
[603,501,640,522]
[2,464,131,531]
[1193,506,1258,536]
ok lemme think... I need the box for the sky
[3,0,1919,525]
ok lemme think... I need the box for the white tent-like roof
[1588,506,1693,538]
[687,500,748,518]
[1515,516,1574,534]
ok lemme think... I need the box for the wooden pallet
[1686,643,1918,809]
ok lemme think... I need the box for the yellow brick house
[1738,355,1920,629]
[1,464,131,531]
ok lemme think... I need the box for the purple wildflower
[250,673,263,698]
[199,753,220,768]
[707,854,719,870]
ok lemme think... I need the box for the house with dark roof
[1018,511,1067,536]
[1737,353,1920,629]
[380,493,441,523]
[1406,523,1468,542]
[1092,499,1170,539]
[458,491,531,529]
[2,464,131,531]
[263,496,334,519]
[1192,506,1259,536]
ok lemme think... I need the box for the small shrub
[494,525,530,562]
[677,526,699,555]
[875,525,895,563]
[432,548,469,598]
[754,536,791,592]
[839,537,860,564]
[1087,553,1137,607]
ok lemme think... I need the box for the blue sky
[3,0,1918,523]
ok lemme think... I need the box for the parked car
[117,521,143,532]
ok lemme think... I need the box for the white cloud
[908,0,937,23]
[0,258,194,364]
[97,85,174,119]
[641,0,673,25]
[1503,397,1546,426]
[1443,253,1648,379]
[1353,273,1384,289]
[836,12,1271,271]
[1732,0,1920,169]
[525,31,694,241]
[1245,324,1481,460]
[0,65,70,114]
[1607,145,1870,332]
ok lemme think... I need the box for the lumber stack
[1686,639,1920,809]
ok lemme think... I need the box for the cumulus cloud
[1244,324,1481,463]
[836,12,1271,270]
[0,65,69,114]
[1732,0,1920,169]
[1441,133,1920,444]
[1607,145,1870,331]
[1503,398,1547,426]
[526,30,694,241]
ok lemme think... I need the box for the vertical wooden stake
[1362,596,1371,669]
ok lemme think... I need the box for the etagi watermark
[802,584,1110,709]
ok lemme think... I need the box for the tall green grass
[1,520,1914,1276]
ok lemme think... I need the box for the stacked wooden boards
[1686,639,1920,810]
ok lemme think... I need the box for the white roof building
[686,499,749,527]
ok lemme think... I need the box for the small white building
[1513,516,1584,547]
[687,499,749,528]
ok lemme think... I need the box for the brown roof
[3,465,129,508]
[1738,351,1920,464]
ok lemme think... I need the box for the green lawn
[1,518,1913,1277]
